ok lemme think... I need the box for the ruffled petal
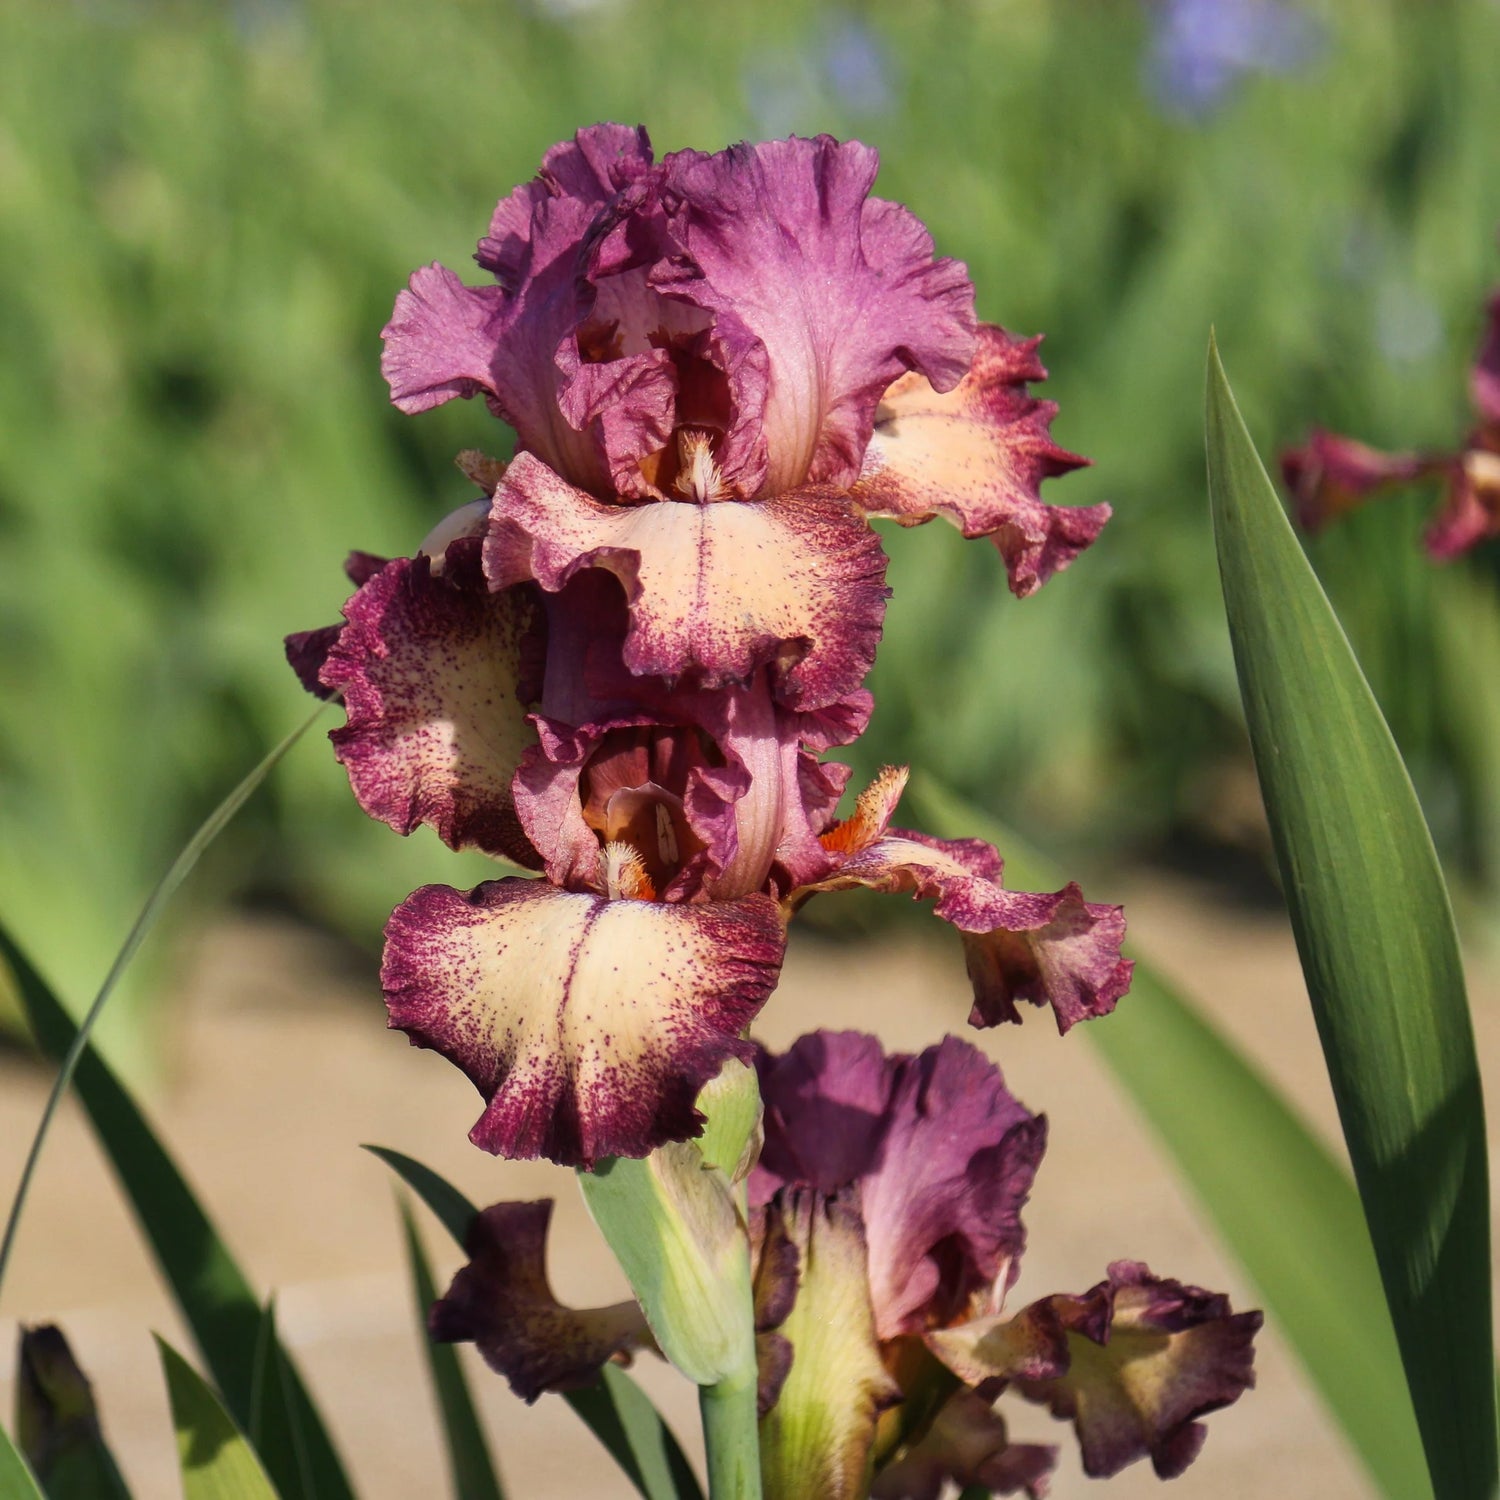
[757,1187,902,1500]
[486,452,890,710]
[382,877,786,1167]
[284,551,390,701]
[795,828,1131,1035]
[930,1263,1261,1481]
[870,1390,1055,1500]
[859,1039,1045,1340]
[657,136,976,494]
[316,540,542,865]
[429,1199,650,1402]
[753,1033,1045,1341]
[1279,428,1436,533]
[384,127,661,496]
[851,325,1102,596]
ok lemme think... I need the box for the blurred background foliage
[1,0,1499,1071]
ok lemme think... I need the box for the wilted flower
[288,127,1130,1169]
[1283,290,1500,558]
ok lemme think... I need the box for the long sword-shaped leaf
[0,1418,47,1500]
[910,775,1430,1500]
[368,1146,703,1500]
[1206,338,1494,1500]
[156,1338,279,1500]
[0,925,353,1500]
[399,1200,506,1500]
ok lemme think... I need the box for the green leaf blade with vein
[370,1145,703,1500]
[0,925,352,1500]
[909,775,1430,1500]
[400,1200,506,1500]
[1206,338,1494,1500]
[156,1338,279,1500]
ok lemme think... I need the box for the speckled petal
[794,830,1131,1034]
[284,551,390,701]
[486,453,890,710]
[317,540,542,864]
[382,878,786,1167]
[429,1199,650,1402]
[657,136,976,494]
[851,325,1102,596]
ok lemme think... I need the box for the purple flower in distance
[1283,289,1500,559]
[1146,0,1319,119]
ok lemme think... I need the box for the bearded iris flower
[1282,290,1500,558]
[288,126,1130,1168]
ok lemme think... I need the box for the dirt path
[4,874,1494,1497]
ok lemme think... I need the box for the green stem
[699,1358,761,1500]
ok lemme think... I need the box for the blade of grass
[399,1200,506,1500]
[367,1145,703,1500]
[1,943,353,1500]
[156,1338,279,1500]
[247,1302,314,1500]
[0,706,326,1299]
[1206,337,1494,1500]
[909,774,1431,1500]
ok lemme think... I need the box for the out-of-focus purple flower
[1145,0,1319,119]
[743,14,894,138]
[1283,289,1500,559]
[747,1031,1261,1496]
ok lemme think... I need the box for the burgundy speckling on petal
[851,324,1104,596]
[794,828,1131,1035]
[429,1199,650,1403]
[657,135,977,494]
[317,540,542,865]
[485,452,890,711]
[382,877,786,1167]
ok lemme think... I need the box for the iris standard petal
[657,135,976,495]
[851,324,1105,596]
[382,877,786,1167]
